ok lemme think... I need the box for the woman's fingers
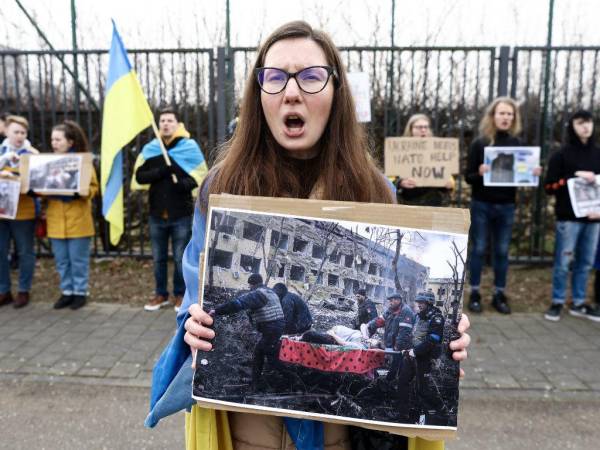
[184,331,213,352]
[450,332,471,353]
[457,313,470,334]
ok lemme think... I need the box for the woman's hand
[449,313,471,379]
[532,166,543,177]
[400,178,417,189]
[575,170,597,184]
[478,164,490,176]
[184,303,216,368]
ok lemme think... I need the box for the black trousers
[252,319,285,382]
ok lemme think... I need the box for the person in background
[465,97,542,315]
[0,115,39,308]
[46,120,98,310]
[394,113,454,206]
[132,107,208,313]
[0,113,9,141]
[544,110,600,322]
[272,282,313,335]
[354,287,378,329]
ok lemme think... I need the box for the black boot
[492,291,511,314]
[468,290,482,313]
[70,295,87,310]
[53,294,74,309]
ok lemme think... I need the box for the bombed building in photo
[205,210,429,306]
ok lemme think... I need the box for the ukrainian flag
[101,21,153,245]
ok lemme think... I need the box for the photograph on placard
[28,154,82,193]
[483,146,540,187]
[193,203,468,433]
[567,175,600,218]
[0,177,21,219]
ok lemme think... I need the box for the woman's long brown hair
[52,120,89,153]
[204,21,394,205]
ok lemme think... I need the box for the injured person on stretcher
[299,324,381,349]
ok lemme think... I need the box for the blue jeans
[551,221,600,305]
[50,237,91,296]
[468,200,516,289]
[149,215,192,297]
[0,219,35,293]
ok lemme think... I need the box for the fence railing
[1,45,599,262]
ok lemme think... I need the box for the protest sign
[384,137,459,187]
[347,72,371,123]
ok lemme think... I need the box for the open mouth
[283,114,305,137]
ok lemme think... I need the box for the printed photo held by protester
[394,113,455,206]
[147,21,471,450]
[543,110,600,322]
[46,120,99,310]
[0,115,39,308]
[132,107,208,313]
[464,97,542,315]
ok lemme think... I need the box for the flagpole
[150,121,178,184]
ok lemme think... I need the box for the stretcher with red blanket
[278,337,386,376]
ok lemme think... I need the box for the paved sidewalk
[1,303,599,396]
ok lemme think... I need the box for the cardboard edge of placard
[193,397,456,440]
[19,153,94,196]
[194,194,469,440]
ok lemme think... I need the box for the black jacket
[465,132,522,204]
[135,137,198,219]
[544,138,600,222]
[355,298,378,329]
[280,292,313,335]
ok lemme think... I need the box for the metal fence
[1,45,599,261]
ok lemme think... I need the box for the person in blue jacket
[272,282,313,335]
[147,20,471,450]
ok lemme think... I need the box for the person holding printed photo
[147,21,471,450]
[465,97,542,314]
[0,115,39,308]
[395,113,454,206]
[544,110,600,322]
[46,120,98,310]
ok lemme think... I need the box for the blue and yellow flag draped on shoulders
[130,123,208,193]
[101,21,153,245]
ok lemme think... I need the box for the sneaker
[492,291,511,314]
[586,304,600,323]
[70,295,87,310]
[544,303,563,321]
[0,292,13,307]
[13,292,29,309]
[173,295,183,313]
[468,291,482,313]
[144,294,170,312]
[53,294,74,309]
[569,303,600,321]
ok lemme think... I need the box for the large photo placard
[567,175,600,218]
[483,146,540,187]
[19,153,94,196]
[0,175,22,220]
[193,195,470,440]
[384,137,459,187]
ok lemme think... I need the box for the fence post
[497,46,510,97]
[216,47,227,145]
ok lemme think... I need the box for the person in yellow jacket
[46,120,98,310]
[0,115,39,308]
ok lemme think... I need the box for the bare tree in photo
[446,240,466,326]
[305,222,341,302]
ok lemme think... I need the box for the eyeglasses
[255,66,337,94]
[412,125,430,130]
